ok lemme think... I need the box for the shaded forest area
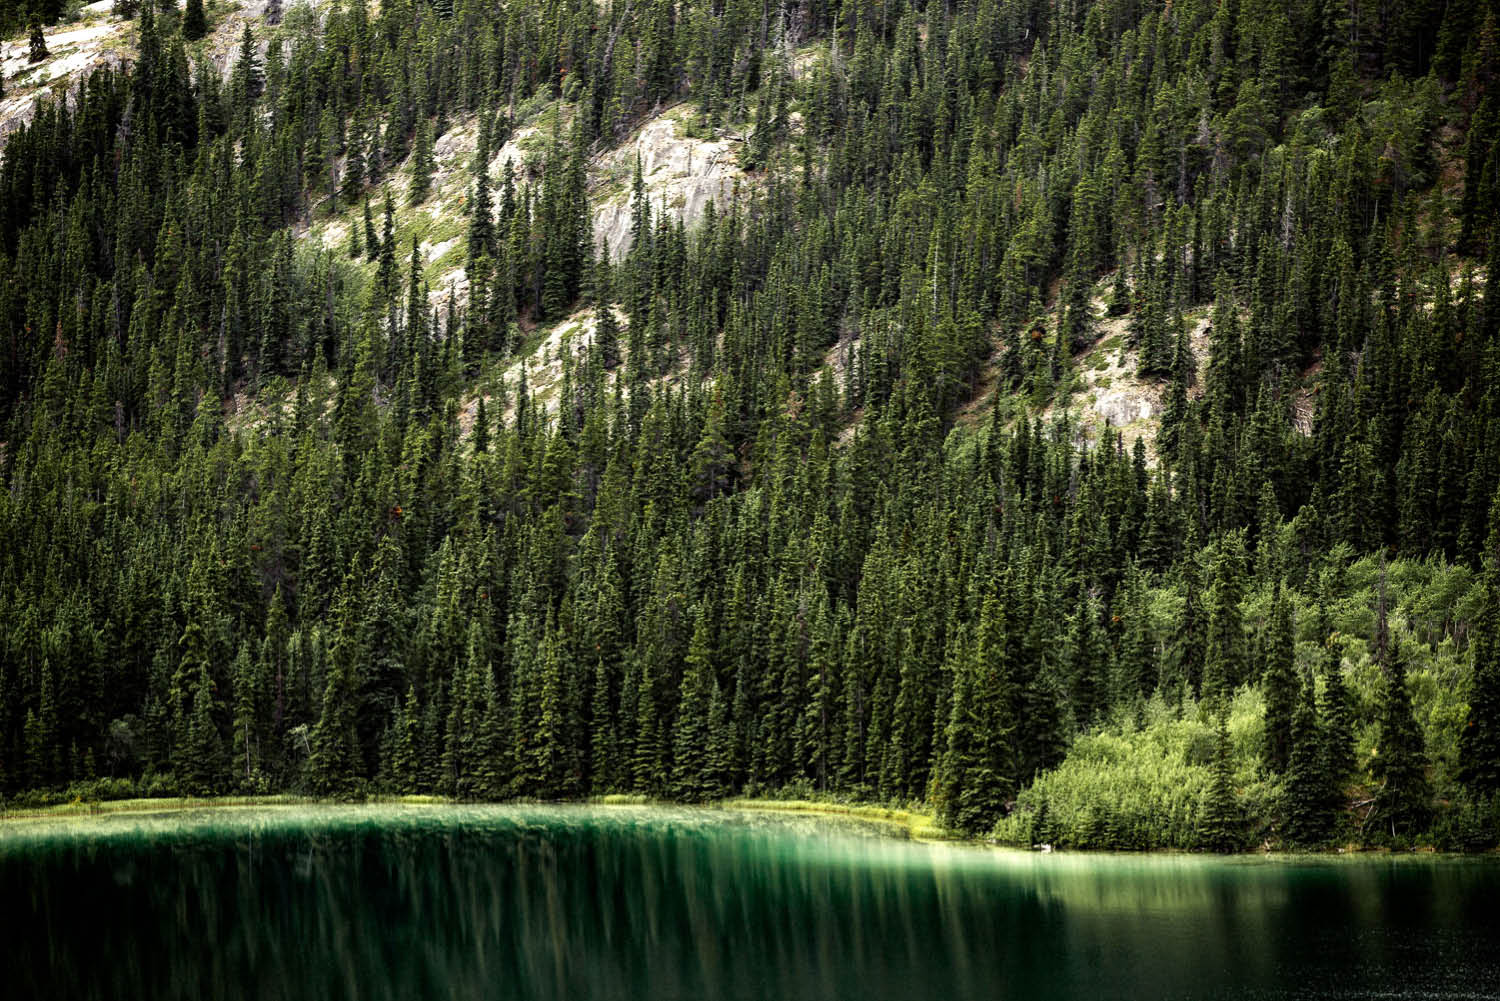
[2,0,1500,850]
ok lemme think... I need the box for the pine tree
[308,592,363,797]
[1317,645,1356,809]
[342,123,367,206]
[1068,596,1108,729]
[1199,714,1241,851]
[1459,515,1500,793]
[1262,588,1298,773]
[1204,532,1248,702]
[1283,672,1329,845]
[410,119,436,206]
[671,613,721,802]
[392,686,422,793]
[28,24,47,64]
[182,0,207,41]
[230,643,261,790]
[1370,571,1432,841]
[181,667,226,796]
[363,198,379,263]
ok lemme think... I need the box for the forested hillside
[2,0,1499,851]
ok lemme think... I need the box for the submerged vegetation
[2,0,1500,853]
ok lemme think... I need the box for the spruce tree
[182,0,207,41]
[475,666,507,799]
[342,120,367,205]
[1262,588,1298,773]
[937,630,982,833]
[363,198,379,263]
[1317,641,1356,807]
[1199,714,1241,852]
[534,620,581,798]
[1283,672,1329,846]
[308,592,363,797]
[705,676,735,798]
[392,686,422,793]
[1204,532,1248,702]
[410,119,435,206]
[938,598,1019,836]
[671,613,720,802]
[1068,596,1108,729]
[590,658,618,794]
[181,667,227,796]
[1370,572,1432,841]
[1370,639,1431,841]
[594,259,622,369]
[230,643,261,790]
[1459,513,1500,793]
[1459,599,1500,794]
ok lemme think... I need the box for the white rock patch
[591,110,743,260]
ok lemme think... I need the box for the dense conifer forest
[1,0,1499,852]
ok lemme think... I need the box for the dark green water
[2,805,1497,1001]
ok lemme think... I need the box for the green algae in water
[3,804,1498,1000]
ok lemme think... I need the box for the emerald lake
[2,804,1497,1000]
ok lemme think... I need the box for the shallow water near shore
[3,803,1497,1000]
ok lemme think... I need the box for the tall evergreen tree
[1370,573,1432,841]
[1204,532,1248,702]
[409,119,436,206]
[1262,589,1298,773]
[1283,672,1329,845]
[1459,508,1500,793]
[1200,714,1242,852]
[182,0,207,40]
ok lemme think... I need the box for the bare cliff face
[302,99,752,315]
[590,107,744,260]
[1,0,304,139]
[1,4,131,138]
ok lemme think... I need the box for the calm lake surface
[2,804,1497,1000]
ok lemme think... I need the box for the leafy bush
[994,691,1276,850]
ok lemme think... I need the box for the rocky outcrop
[591,107,744,260]
[1,7,129,137]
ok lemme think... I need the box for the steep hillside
[2,0,1500,855]
[1,0,284,136]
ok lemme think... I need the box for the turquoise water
[2,804,1497,1000]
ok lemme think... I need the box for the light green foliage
[995,691,1273,851]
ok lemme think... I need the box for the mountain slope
[1,0,1499,852]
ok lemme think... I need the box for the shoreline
[0,793,941,836]
[2,794,1492,857]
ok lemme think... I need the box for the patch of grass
[593,793,651,806]
[720,797,950,841]
[1,794,315,822]
[510,92,554,128]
